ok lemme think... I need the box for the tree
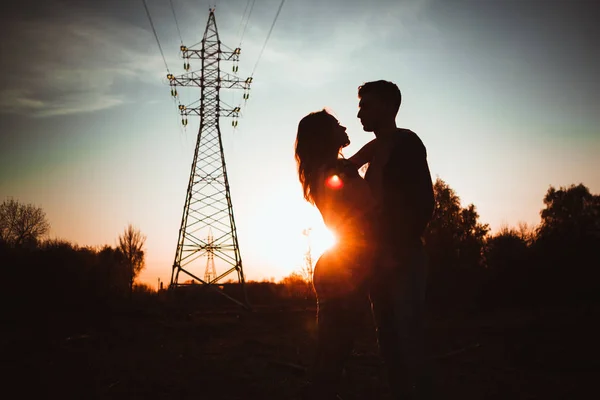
[485,224,531,270]
[423,178,489,310]
[516,221,535,245]
[299,228,314,286]
[280,272,310,298]
[117,224,147,295]
[0,199,50,247]
[537,183,600,242]
[478,224,534,307]
[533,184,600,303]
[424,178,489,271]
[486,225,531,268]
[98,245,128,296]
[457,204,490,268]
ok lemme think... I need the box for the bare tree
[0,199,50,247]
[300,228,314,287]
[516,221,535,245]
[117,224,147,295]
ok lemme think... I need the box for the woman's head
[294,109,349,204]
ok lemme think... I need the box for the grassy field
[2,297,598,399]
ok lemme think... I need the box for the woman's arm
[314,160,378,230]
[348,139,377,169]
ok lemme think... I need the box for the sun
[308,225,337,257]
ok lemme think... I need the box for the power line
[141,0,170,73]
[239,0,256,47]
[141,0,188,140]
[251,0,285,77]
[169,0,184,45]
[236,0,251,41]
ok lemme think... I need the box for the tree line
[1,177,599,316]
[283,178,600,311]
[424,179,599,312]
[0,199,146,318]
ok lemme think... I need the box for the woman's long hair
[294,109,341,205]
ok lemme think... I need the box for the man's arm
[348,139,377,169]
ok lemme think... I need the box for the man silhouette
[351,80,435,399]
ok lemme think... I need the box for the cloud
[0,0,444,117]
[0,8,171,117]
[214,0,442,87]
[0,87,124,118]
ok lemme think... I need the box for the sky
[1,0,599,288]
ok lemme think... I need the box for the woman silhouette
[295,109,378,399]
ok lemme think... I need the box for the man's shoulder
[395,128,419,140]
[397,128,415,135]
[393,128,425,149]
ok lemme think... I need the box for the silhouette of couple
[294,80,435,400]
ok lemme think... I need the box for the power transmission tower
[203,229,217,283]
[168,8,252,309]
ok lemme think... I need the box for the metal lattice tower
[168,8,252,309]
[203,229,217,283]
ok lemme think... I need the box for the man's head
[357,80,401,132]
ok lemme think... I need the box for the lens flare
[325,174,343,190]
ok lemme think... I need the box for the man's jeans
[370,244,430,399]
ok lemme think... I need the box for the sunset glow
[310,225,337,256]
[0,0,598,288]
[1,2,597,397]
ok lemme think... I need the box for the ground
[2,299,598,399]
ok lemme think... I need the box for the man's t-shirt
[364,129,435,255]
